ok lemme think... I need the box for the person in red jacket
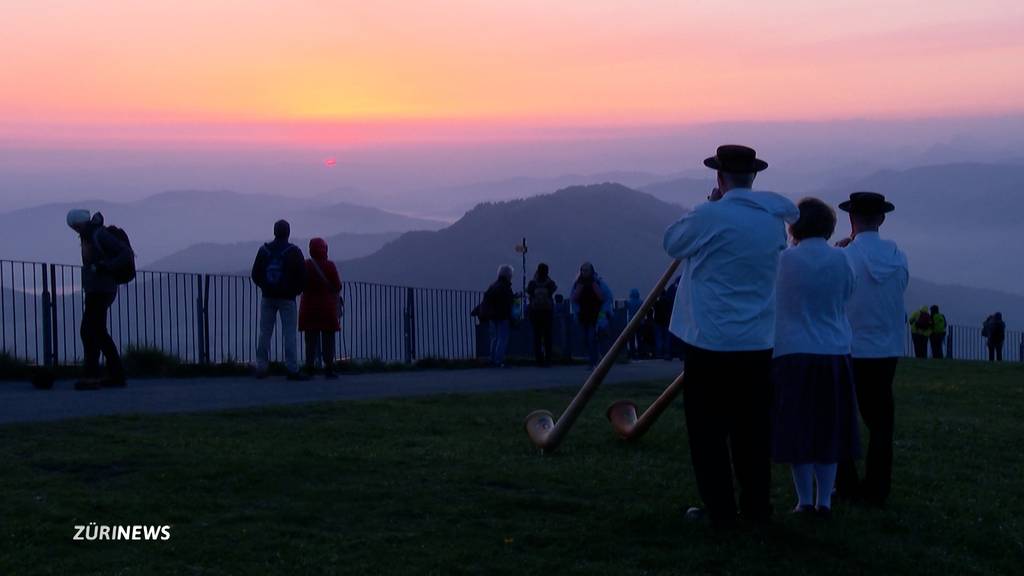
[299,238,342,378]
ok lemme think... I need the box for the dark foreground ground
[0,359,1021,575]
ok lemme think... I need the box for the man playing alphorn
[663,144,798,528]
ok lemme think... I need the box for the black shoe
[815,506,833,519]
[683,506,707,523]
[790,504,815,516]
[74,379,102,391]
[286,372,311,382]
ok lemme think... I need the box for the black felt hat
[838,192,895,214]
[703,144,768,173]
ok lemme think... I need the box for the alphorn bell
[524,259,681,453]
[606,370,685,441]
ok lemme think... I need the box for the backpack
[530,280,554,312]
[94,225,136,284]
[262,243,294,291]
[914,311,931,331]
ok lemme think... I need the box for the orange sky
[2,1,1023,145]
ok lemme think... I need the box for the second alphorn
[606,369,685,441]
[524,259,681,453]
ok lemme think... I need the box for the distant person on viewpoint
[663,145,799,528]
[67,210,133,390]
[252,220,308,380]
[908,306,931,359]
[526,263,557,366]
[299,238,342,379]
[984,313,1006,362]
[834,192,909,508]
[482,265,515,367]
[570,262,613,370]
[771,198,860,518]
[929,305,946,359]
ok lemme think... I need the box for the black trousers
[81,291,124,380]
[530,310,554,365]
[304,331,337,374]
[681,343,773,525]
[911,334,928,358]
[837,357,898,505]
[930,333,945,359]
[988,341,1003,362]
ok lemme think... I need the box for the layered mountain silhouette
[0,190,444,267]
[147,231,401,274]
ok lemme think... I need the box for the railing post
[403,287,416,364]
[197,275,211,365]
[40,264,53,368]
[946,330,954,360]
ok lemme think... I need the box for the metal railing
[0,259,483,367]
[2,257,1021,367]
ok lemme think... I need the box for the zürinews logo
[73,524,172,541]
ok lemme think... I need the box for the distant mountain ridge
[338,183,1024,329]
[147,231,401,274]
[0,189,445,266]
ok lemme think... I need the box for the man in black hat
[663,144,799,528]
[834,192,909,507]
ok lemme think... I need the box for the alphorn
[606,370,685,441]
[524,259,681,453]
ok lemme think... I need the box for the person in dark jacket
[483,265,515,367]
[571,262,613,369]
[526,263,557,366]
[299,238,342,378]
[67,210,131,390]
[251,220,307,380]
[985,313,1006,362]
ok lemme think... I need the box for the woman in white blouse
[772,197,861,518]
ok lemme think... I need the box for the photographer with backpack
[526,263,557,366]
[251,220,308,380]
[66,210,135,390]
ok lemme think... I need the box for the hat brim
[703,156,769,172]
[838,200,895,214]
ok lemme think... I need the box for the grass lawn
[0,359,1021,575]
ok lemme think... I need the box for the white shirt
[773,238,856,358]
[844,231,909,358]
[663,188,799,352]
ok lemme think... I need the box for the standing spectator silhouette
[526,263,557,366]
[653,276,678,360]
[483,265,515,367]
[571,262,613,369]
[984,313,1006,362]
[834,192,909,508]
[252,220,307,380]
[929,305,946,359]
[66,210,132,390]
[299,238,342,379]
[908,306,931,359]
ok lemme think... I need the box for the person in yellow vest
[929,305,947,359]
[908,306,931,358]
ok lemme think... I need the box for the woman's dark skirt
[772,353,861,464]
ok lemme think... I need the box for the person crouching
[771,198,861,518]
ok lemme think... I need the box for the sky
[2,0,1024,149]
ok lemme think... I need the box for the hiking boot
[74,379,102,391]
